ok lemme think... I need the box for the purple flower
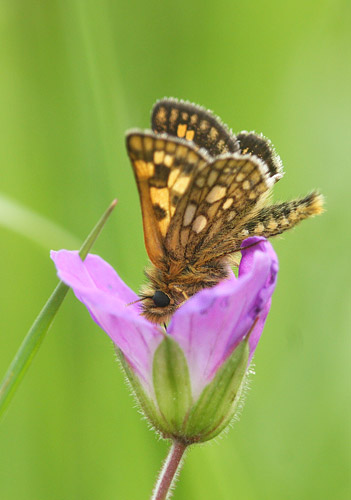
[51,236,278,442]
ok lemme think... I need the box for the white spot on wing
[206,185,227,203]
[192,215,207,233]
[183,203,197,226]
[222,198,233,210]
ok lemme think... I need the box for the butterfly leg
[173,284,190,300]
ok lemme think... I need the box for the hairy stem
[151,441,188,500]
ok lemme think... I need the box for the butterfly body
[126,98,324,323]
[141,255,232,323]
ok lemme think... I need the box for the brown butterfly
[126,98,323,323]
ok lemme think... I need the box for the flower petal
[51,250,163,396]
[239,236,278,280]
[167,238,278,399]
[240,236,279,361]
[247,299,271,363]
[51,250,140,309]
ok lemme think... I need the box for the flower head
[51,236,278,442]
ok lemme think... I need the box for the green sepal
[116,348,162,431]
[184,338,249,442]
[153,335,192,434]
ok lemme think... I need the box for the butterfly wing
[152,98,240,156]
[237,131,283,183]
[126,131,210,268]
[128,101,323,283]
[152,99,283,182]
[164,153,274,263]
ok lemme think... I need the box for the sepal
[184,338,249,442]
[116,349,162,431]
[118,336,250,443]
[152,335,192,435]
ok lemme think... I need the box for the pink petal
[51,250,163,396]
[168,238,278,399]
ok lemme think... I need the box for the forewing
[237,131,283,182]
[126,131,209,268]
[164,153,274,262]
[152,98,240,156]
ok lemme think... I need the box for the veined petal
[240,237,279,361]
[51,250,140,309]
[167,238,278,400]
[51,250,163,396]
[247,299,271,363]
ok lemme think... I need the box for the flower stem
[0,199,117,420]
[151,440,188,500]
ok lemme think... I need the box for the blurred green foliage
[0,1,350,499]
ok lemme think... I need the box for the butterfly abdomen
[236,191,324,240]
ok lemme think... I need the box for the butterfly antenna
[126,296,149,307]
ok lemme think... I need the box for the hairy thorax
[140,257,233,323]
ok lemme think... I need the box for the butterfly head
[139,286,182,324]
[152,290,171,308]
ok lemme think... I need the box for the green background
[1,1,350,499]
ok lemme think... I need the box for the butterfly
[126,98,324,323]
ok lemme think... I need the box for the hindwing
[165,153,274,262]
[152,98,240,156]
[237,131,283,182]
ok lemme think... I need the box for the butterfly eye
[152,291,170,307]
